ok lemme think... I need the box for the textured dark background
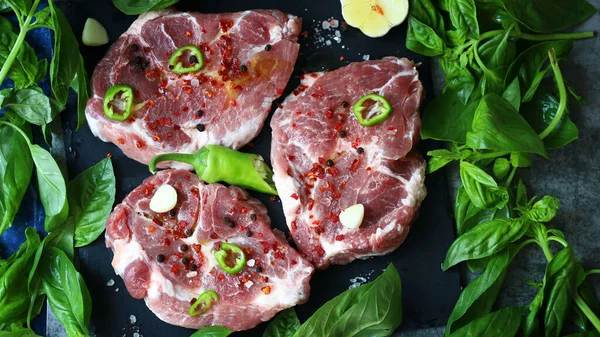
[57,0,462,336]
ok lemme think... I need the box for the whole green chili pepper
[149,145,278,195]
[214,242,246,274]
[169,45,204,74]
[189,290,219,317]
[353,93,394,127]
[103,84,134,121]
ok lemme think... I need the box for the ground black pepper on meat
[157,254,165,263]
[196,124,206,132]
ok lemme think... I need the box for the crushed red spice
[261,286,271,295]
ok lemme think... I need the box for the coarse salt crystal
[363,54,371,61]
[321,21,331,29]
[130,314,137,324]
[331,19,339,28]
[247,259,256,267]
[115,287,120,292]
[335,30,341,38]
[107,279,115,287]
[133,333,140,337]
[245,281,254,288]
[325,40,332,46]
[187,271,198,278]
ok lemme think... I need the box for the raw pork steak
[86,9,301,166]
[271,57,427,269]
[105,170,314,330]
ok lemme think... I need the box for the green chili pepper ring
[352,93,394,127]
[214,242,246,274]
[189,290,219,317]
[169,45,204,74]
[148,145,278,195]
[103,84,134,121]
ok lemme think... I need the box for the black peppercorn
[185,228,194,237]
[156,254,165,263]
[197,109,204,117]
[326,159,334,167]
[180,244,189,252]
[169,209,176,217]
[250,213,257,221]
[196,124,205,132]
[131,44,139,52]
[240,64,248,73]
[182,257,190,265]
[190,264,198,271]
[264,44,272,51]
[189,55,199,64]
[256,266,263,273]
[134,56,143,64]
[338,130,347,138]
[341,101,349,108]
[357,147,365,154]
[224,217,235,228]
[246,230,253,237]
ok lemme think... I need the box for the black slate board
[60,0,461,335]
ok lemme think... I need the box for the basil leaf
[0,228,41,324]
[32,6,53,29]
[406,0,446,56]
[263,308,300,337]
[521,89,578,150]
[441,57,476,104]
[445,249,510,335]
[505,40,573,102]
[112,0,179,15]
[0,122,33,236]
[510,152,532,168]
[421,89,479,143]
[502,0,597,33]
[524,288,544,337]
[69,158,116,247]
[448,307,521,337]
[542,247,586,337]
[467,94,547,157]
[45,218,75,261]
[41,248,92,337]
[427,149,464,174]
[448,0,479,40]
[459,161,508,209]
[442,218,529,270]
[516,179,528,209]
[562,333,600,337]
[502,75,520,111]
[49,0,80,106]
[0,30,40,89]
[71,55,90,130]
[0,327,41,336]
[526,196,559,223]
[1,88,53,125]
[568,281,599,332]
[476,29,516,94]
[492,158,510,180]
[293,264,402,337]
[189,327,232,337]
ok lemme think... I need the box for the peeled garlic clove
[339,204,365,229]
[82,18,109,47]
[341,0,410,38]
[149,184,178,213]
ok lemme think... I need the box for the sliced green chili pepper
[189,290,219,317]
[169,45,204,74]
[103,85,134,121]
[352,93,394,127]
[214,242,246,274]
[149,145,278,195]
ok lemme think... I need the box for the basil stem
[538,49,567,140]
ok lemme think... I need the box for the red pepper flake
[210,233,218,239]
[327,167,340,177]
[193,244,202,253]
[351,159,361,172]
[241,275,249,283]
[191,187,200,197]
[277,89,284,95]
[316,246,325,257]
[171,264,182,275]
[248,142,255,148]
[240,207,248,214]
[162,237,171,246]
[366,167,372,172]
[152,218,163,227]
[291,220,298,230]
[117,138,125,145]
[274,251,285,259]
[185,31,192,37]
[230,99,237,107]
[352,137,361,149]
[295,111,302,115]
[218,273,225,281]
[148,225,156,233]
[336,234,345,241]
[269,195,277,202]
[144,184,155,196]
[340,56,345,61]
[153,136,161,142]
[301,31,309,37]
[135,140,145,148]
[325,110,333,118]
[107,153,113,159]
[387,127,396,131]
[205,90,213,97]
[332,193,341,199]
[261,286,271,295]
[334,123,342,131]
[308,198,315,211]
[290,193,299,200]
[307,111,313,116]
[312,220,321,225]
[372,4,384,15]
[316,85,322,90]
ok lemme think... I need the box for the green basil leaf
[516,179,528,209]
[293,264,402,337]
[568,281,599,332]
[477,29,515,73]
[411,0,446,34]
[1,88,53,125]
[466,94,547,157]
[492,158,510,180]
[49,0,80,106]
[526,196,559,223]
[502,76,520,110]
[524,288,544,337]
[521,89,578,150]
[475,0,516,31]
[542,247,586,337]
[0,16,15,32]
[441,57,476,104]
[263,308,300,337]
[459,161,508,209]
[112,0,179,15]
[562,333,600,337]
[32,6,53,28]
[427,149,463,173]
[406,17,446,57]
[41,248,92,337]
[71,55,90,130]
[69,158,116,247]
[45,218,75,261]
[505,40,573,102]
[0,123,33,236]
[421,89,479,143]
[0,30,40,89]
[510,152,532,168]
[442,218,528,270]
[445,249,510,335]
[502,0,597,33]
[448,0,479,39]
[0,327,41,336]
[448,307,521,337]
[0,229,41,324]
[189,326,232,337]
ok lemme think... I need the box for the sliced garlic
[339,204,365,229]
[82,18,109,47]
[149,184,178,213]
[341,0,410,38]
